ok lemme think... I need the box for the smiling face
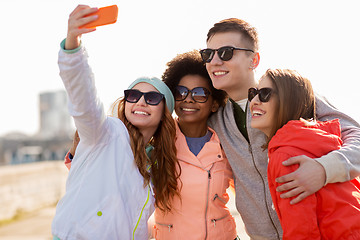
[206,31,257,100]
[175,75,218,132]
[249,76,278,137]
[124,82,164,135]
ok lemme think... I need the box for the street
[0,191,249,240]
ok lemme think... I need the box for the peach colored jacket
[153,122,237,240]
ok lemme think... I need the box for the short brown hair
[265,69,316,144]
[207,18,259,52]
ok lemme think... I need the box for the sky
[1,0,359,136]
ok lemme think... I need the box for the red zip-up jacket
[268,119,360,240]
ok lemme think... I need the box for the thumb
[282,155,303,166]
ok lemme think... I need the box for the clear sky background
[1,0,359,136]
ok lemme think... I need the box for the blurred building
[0,90,74,165]
[39,90,73,138]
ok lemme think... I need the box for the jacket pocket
[153,221,176,240]
[77,195,129,239]
[211,215,227,227]
[210,215,237,237]
[211,160,232,193]
[213,193,227,205]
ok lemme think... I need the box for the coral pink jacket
[268,119,360,240]
[153,122,237,240]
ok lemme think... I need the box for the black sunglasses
[248,87,275,103]
[124,89,164,105]
[200,46,254,63]
[175,86,211,103]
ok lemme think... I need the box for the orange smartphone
[81,5,118,29]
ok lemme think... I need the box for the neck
[229,76,257,101]
[140,129,157,145]
[178,120,208,138]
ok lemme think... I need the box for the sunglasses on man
[124,89,164,105]
[175,86,211,103]
[248,87,275,103]
[200,46,254,63]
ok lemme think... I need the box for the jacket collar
[175,120,224,168]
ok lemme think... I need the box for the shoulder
[208,100,234,126]
[107,117,130,139]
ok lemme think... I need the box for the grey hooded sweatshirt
[208,94,360,240]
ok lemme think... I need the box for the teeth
[134,111,149,115]
[252,110,264,116]
[182,108,197,112]
[214,71,226,76]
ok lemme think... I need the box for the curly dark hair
[162,50,227,107]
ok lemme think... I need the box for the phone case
[81,5,118,28]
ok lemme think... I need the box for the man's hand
[275,155,326,204]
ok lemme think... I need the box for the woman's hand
[65,5,99,50]
[69,130,80,157]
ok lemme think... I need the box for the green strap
[231,99,249,142]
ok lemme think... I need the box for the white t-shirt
[236,98,248,112]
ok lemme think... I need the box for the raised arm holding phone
[52,5,180,240]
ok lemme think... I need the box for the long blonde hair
[113,98,180,212]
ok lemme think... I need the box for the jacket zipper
[211,215,227,227]
[248,144,280,240]
[204,164,214,240]
[132,186,150,240]
[213,193,227,204]
[169,159,215,240]
[155,222,173,232]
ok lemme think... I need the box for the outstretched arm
[59,5,111,144]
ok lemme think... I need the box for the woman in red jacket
[248,69,360,240]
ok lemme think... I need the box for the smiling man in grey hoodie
[200,18,360,240]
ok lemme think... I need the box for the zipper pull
[168,225,172,232]
[149,182,155,196]
[212,219,216,227]
[213,194,218,201]
[207,170,211,179]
